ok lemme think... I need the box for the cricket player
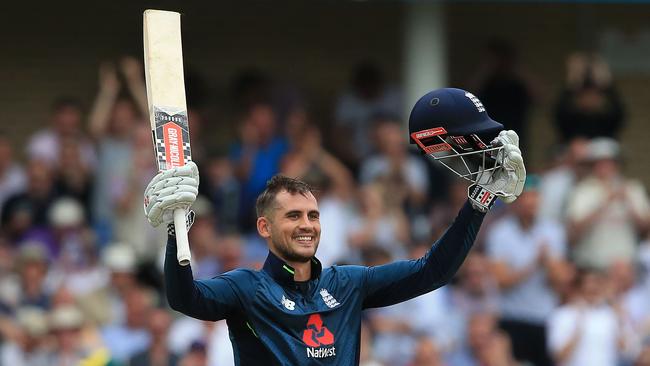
[144,88,526,365]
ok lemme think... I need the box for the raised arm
[144,162,242,320]
[362,201,485,308]
[164,235,240,320]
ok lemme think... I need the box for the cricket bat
[143,9,192,266]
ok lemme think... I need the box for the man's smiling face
[258,190,321,263]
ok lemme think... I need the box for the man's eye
[309,214,319,220]
[288,213,299,219]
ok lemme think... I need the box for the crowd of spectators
[0,51,649,366]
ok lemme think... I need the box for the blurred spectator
[45,305,94,365]
[215,234,245,274]
[475,330,523,366]
[450,252,500,318]
[168,319,234,366]
[566,138,650,270]
[0,307,49,365]
[100,243,138,326]
[205,157,240,234]
[429,178,472,241]
[367,244,458,366]
[282,121,355,266]
[88,58,154,250]
[333,61,402,172]
[547,268,632,366]
[359,116,429,212]
[229,102,288,232]
[186,196,220,279]
[446,312,501,366]
[470,38,539,152]
[486,176,570,366]
[0,133,26,218]
[554,53,625,141]
[130,307,179,366]
[407,337,446,366]
[56,137,94,215]
[349,182,410,261]
[101,286,153,363]
[306,174,354,267]
[179,341,208,366]
[26,97,96,170]
[359,320,383,366]
[2,159,58,234]
[5,243,52,310]
[537,137,590,222]
[637,346,650,366]
[282,123,354,201]
[47,198,94,266]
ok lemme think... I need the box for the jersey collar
[262,251,322,285]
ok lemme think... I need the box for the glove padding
[144,161,199,227]
[470,130,526,212]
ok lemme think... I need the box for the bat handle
[174,208,191,266]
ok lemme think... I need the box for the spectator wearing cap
[566,138,650,270]
[12,243,51,311]
[101,244,138,326]
[485,175,570,366]
[0,307,49,365]
[45,305,90,366]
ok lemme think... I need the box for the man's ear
[257,216,271,239]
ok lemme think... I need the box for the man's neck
[272,249,312,282]
[291,261,311,282]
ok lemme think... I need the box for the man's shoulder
[217,268,261,281]
[322,264,367,282]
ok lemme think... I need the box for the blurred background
[1,1,650,366]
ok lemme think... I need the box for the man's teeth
[296,236,312,241]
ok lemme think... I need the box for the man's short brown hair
[255,175,314,218]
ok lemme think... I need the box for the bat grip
[174,208,191,266]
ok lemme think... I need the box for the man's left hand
[469,130,526,212]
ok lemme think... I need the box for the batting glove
[144,161,200,227]
[469,130,526,212]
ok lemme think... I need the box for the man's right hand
[144,161,199,227]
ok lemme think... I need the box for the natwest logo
[302,314,336,359]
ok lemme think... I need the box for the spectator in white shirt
[486,175,571,366]
[566,138,650,270]
[548,268,627,366]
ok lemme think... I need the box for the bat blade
[143,9,192,266]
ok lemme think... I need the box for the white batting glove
[469,130,526,212]
[144,161,199,227]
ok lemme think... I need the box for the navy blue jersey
[165,201,485,365]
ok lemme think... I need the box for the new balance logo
[281,295,295,310]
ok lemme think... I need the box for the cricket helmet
[408,88,504,184]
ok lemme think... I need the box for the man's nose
[298,215,313,229]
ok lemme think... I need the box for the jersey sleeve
[164,236,243,321]
[361,201,485,309]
